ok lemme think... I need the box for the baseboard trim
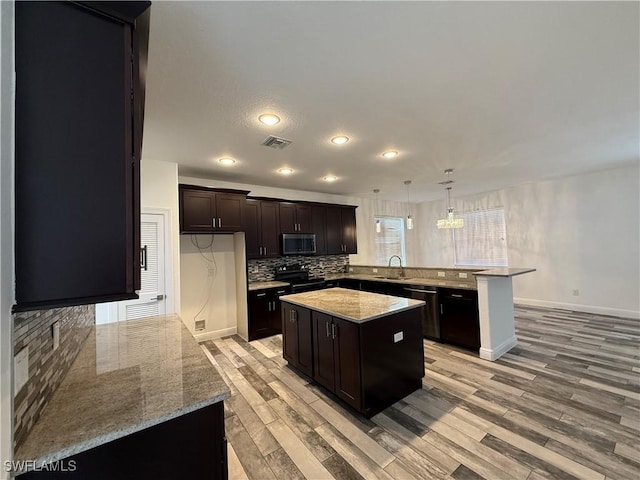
[194,326,237,342]
[479,335,518,361]
[514,298,640,320]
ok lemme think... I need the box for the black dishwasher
[402,286,440,340]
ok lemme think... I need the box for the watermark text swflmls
[4,459,77,473]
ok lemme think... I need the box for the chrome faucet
[388,255,405,277]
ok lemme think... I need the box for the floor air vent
[262,135,292,149]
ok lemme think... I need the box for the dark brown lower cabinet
[439,288,480,350]
[283,301,424,417]
[312,312,361,411]
[248,287,288,341]
[17,402,227,479]
[281,303,313,378]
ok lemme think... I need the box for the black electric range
[274,263,326,293]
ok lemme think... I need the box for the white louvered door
[118,213,166,320]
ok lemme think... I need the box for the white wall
[416,164,640,318]
[180,234,238,338]
[141,159,180,314]
[0,2,14,476]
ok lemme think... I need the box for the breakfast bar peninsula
[279,288,425,417]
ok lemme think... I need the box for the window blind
[453,208,508,267]
[374,217,406,265]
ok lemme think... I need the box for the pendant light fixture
[437,169,464,229]
[373,189,381,233]
[404,180,414,230]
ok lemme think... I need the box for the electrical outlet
[349,267,353,272]
[195,320,206,330]
[438,271,446,278]
[14,347,29,393]
[393,331,404,343]
[572,289,580,296]
[207,268,215,277]
[52,321,60,351]
[459,272,468,279]
[372,268,378,273]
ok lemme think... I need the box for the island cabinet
[248,286,289,340]
[312,312,361,410]
[280,288,425,417]
[14,0,151,311]
[179,185,249,233]
[279,202,312,233]
[244,199,280,258]
[326,206,358,254]
[439,288,480,350]
[281,303,314,377]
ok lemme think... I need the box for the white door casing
[117,213,166,320]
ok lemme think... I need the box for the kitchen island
[14,314,230,479]
[279,288,425,417]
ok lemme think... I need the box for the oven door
[290,280,326,293]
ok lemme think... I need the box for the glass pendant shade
[437,178,464,229]
[404,180,414,231]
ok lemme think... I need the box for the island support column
[476,276,518,361]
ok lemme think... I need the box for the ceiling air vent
[262,135,292,149]
[438,180,454,185]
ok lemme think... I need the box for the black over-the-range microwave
[281,233,316,255]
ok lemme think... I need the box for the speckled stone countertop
[472,267,536,277]
[280,287,425,323]
[15,314,230,469]
[324,273,477,290]
[248,280,290,291]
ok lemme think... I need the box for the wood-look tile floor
[200,305,640,479]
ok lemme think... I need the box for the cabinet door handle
[140,245,147,271]
[451,294,463,298]
[264,247,267,255]
[218,218,222,228]
[331,323,337,339]
[212,218,216,228]
[270,301,274,311]
[440,304,444,315]
[276,290,285,294]
[256,292,266,297]
[326,321,330,337]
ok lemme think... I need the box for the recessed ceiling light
[323,175,338,182]
[218,157,236,165]
[382,150,398,159]
[278,167,294,175]
[258,113,280,126]
[330,135,349,145]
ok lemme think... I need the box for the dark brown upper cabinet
[310,205,328,255]
[326,206,358,254]
[179,185,249,234]
[14,1,151,311]
[244,199,280,258]
[279,202,312,233]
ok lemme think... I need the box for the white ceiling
[142,1,639,202]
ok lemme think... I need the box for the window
[374,217,406,265]
[453,208,508,267]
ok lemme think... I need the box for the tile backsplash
[13,305,94,450]
[248,255,349,282]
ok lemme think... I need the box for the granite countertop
[280,287,425,323]
[248,280,290,291]
[15,314,230,469]
[473,267,536,277]
[325,273,477,290]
